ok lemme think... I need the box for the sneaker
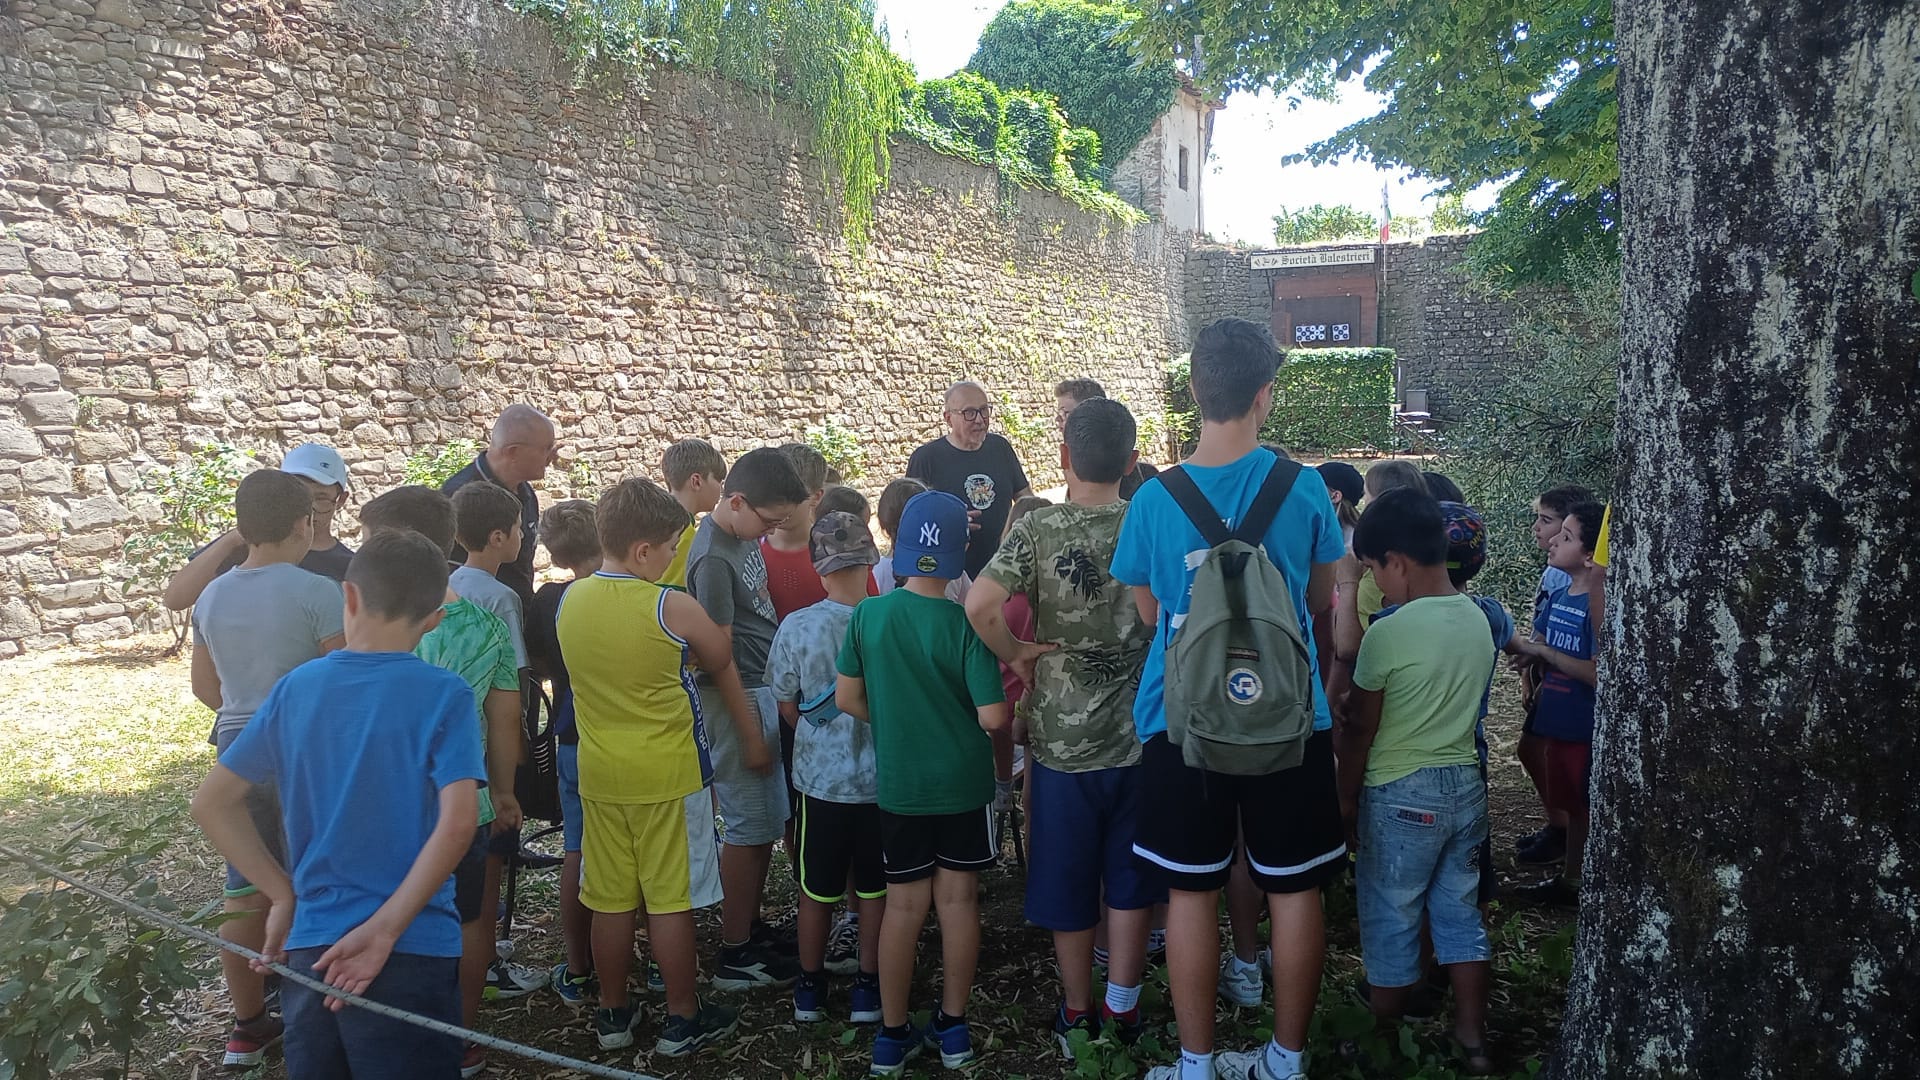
[1352,978,1439,1022]
[925,1014,975,1069]
[794,970,828,1023]
[826,913,861,976]
[646,960,665,994]
[484,957,545,1001]
[222,1013,283,1069]
[262,973,282,1018]
[1515,825,1567,865]
[551,962,594,1009]
[751,918,800,958]
[712,943,800,991]
[459,1043,486,1078]
[1100,1004,1144,1046]
[1146,927,1167,961]
[1218,954,1264,1008]
[849,972,882,1024]
[869,1025,924,1077]
[655,1002,740,1056]
[594,1003,640,1050]
[1052,1005,1101,1060]
[1258,947,1272,983]
[514,843,563,870]
[1217,1047,1303,1079]
[1510,874,1581,908]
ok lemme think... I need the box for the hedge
[1166,347,1398,454]
[917,71,1003,157]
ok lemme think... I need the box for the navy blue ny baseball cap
[892,490,969,581]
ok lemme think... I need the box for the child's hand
[250,892,295,975]
[1007,640,1057,691]
[312,921,400,1012]
[743,736,775,776]
[491,792,523,835]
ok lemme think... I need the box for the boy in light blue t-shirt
[192,529,486,1079]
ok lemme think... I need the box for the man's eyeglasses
[949,405,994,423]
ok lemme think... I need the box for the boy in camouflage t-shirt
[965,398,1160,1051]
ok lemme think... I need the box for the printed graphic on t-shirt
[964,473,996,510]
[744,547,776,621]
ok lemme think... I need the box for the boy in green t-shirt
[358,486,531,1076]
[836,491,1009,1077]
[1336,487,1498,1074]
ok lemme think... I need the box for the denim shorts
[283,947,461,1078]
[557,742,583,853]
[1356,764,1491,987]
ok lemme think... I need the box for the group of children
[185,316,1606,1080]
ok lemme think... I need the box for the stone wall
[1377,234,1523,421]
[0,0,1189,655]
[1183,235,1526,422]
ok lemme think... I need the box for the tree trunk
[1560,2,1920,1075]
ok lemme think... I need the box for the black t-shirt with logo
[199,538,355,582]
[905,433,1030,579]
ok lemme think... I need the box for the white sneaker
[1216,1048,1304,1080]
[825,912,860,976]
[1217,954,1265,1008]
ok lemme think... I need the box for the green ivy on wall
[1166,348,1399,454]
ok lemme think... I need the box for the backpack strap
[1158,466,1232,548]
[1234,458,1304,545]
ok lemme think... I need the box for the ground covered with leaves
[0,637,1573,1080]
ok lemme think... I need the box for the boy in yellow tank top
[557,479,772,1060]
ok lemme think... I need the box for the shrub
[917,71,1004,157]
[401,438,483,489]
[1441,249,1619,612]
[121,443,258,648]
[1163,348,1397,455]
[1000,89,1067,178]
[1062,126,1102,179]
[805,420,868,482]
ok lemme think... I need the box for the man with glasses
[441,404,557,607]
[906,381,1034,582]
[162,442,357,611]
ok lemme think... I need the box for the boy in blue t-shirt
[1509,501,1606,908]
[192,529,487,1078]
[1111,318,1347,1080]
[1514,483,1595,865]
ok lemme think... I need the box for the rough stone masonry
[0,0,1192,654]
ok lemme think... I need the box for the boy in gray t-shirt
[188,469,345,1068]
[449,482,530,669]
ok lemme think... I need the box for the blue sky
[873,0,1496,247]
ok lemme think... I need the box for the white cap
[280,443,350,490]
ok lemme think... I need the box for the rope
[0,842,655,1080]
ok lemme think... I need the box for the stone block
[24,633,71,651]
[0,420,41,459]
[2,364,61,389]
[0,598,40,638]
[27,247,83,275]
[21,390,79,426]
[21,458,71,494]
[32,580,103,607]
[71,429,130,460]
[129,165,167,194]
[65,494,130,530]
[71,616,135,644]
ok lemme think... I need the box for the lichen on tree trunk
[1561,1,1920,1075]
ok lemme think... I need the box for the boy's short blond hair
[597,479,690,559]
[540,499,600,570]
[662,438,727,492]
[1363,459,1425,500]
[775,442,829,496]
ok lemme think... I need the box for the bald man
[905,380,1033,579]
[441,404,556,604]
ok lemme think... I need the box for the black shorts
[1132,730,1347,894]
[879,806,997,884]
[453,827,491,924]
[797,796,886,903]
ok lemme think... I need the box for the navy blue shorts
[1024,761,1164,932]
[283,947,461,1079]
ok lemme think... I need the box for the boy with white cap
[163,442,357,611]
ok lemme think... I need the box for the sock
[935,1009,965,1029]
[1104,982,1141,1015]
[882,1023,913,1041]
[1229,954,1261,979]
[1062,1005,1091,1024]
[1092,945,1110,966]
[856,969,879,983]
[1263,1039,1304,1078]
[1179,1049,1215,1080]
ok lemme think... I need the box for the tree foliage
[1124,0,1616,285]
[1270,203,1380,245]
[969,0,1180,172]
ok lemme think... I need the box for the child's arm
[1331,555,1363,664]
[190,635,223,711]
[193,762,293,934]
[1333,686,1383,845]
[162,529,244,611]
[665,591,773,774]
[976,700,1010,734]
[963,576,1057,690]
[483,687,522,832]
[778,700,800,729]
[836,674,869,722]
[1131,586,1159,627]
[310,780,480,1010]
[1513,636,1597,687]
